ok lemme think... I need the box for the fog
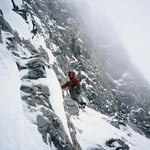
[73,0,150,81]
[0,0,22,13]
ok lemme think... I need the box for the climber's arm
[61,81,70,89]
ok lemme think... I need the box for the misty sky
[73,0,150,81]
[0,0,22,12]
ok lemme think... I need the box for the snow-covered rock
[0,0,150,149]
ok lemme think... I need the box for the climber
[61,71,86,108]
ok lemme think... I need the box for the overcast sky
[73,0,150,81]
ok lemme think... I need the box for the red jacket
[61,78,80,89]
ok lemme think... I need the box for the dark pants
[69,87,86,107]
[69,88,82,103]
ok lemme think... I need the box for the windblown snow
[72,108,150,150]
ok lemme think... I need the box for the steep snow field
[0,31,71,150]
[72,108,150,150]
[0,39,50,150]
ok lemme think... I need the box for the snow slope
[72,107,150,150]
[0,1,72,148]
[0,39,50,150]
[1,0,71,142]
[1,0,30,39]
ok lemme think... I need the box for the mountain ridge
[0,0,150,149]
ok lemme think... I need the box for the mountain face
[0,0,150,150]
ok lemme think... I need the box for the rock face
[1,0,150,149]
[0,15,12,33]
[0,6,75,149]
[106,138,129,150]
[21,84,51,108]
[37,110,74,150]
[64,98,79,116]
